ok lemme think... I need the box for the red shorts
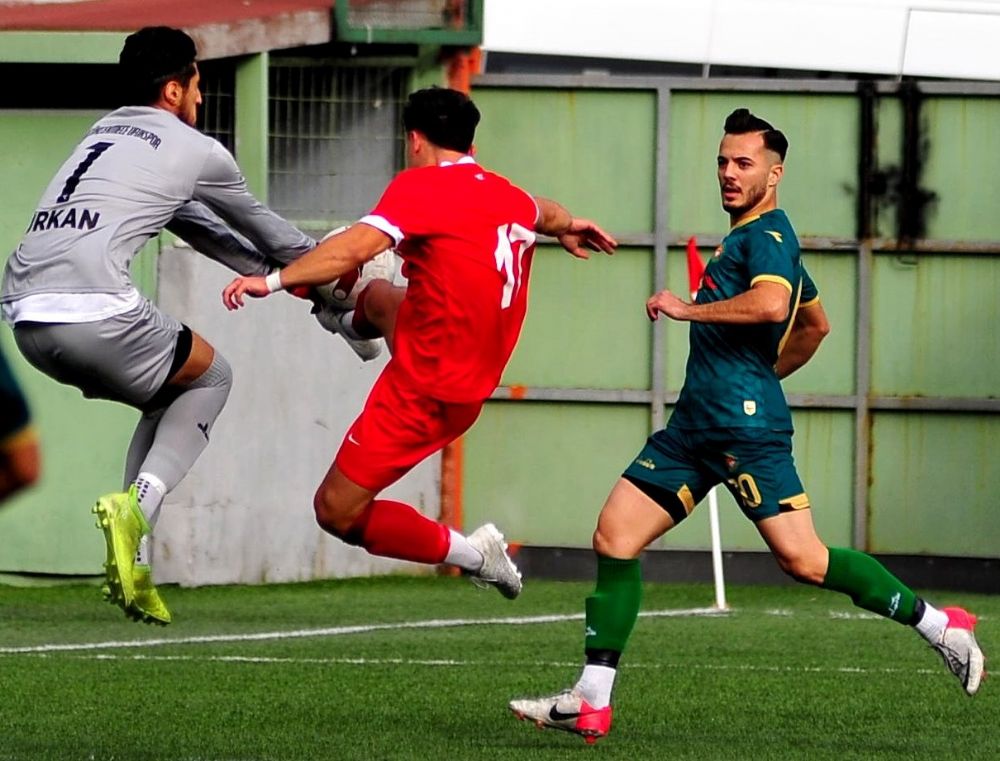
[335,364,483,492]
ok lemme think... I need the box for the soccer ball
[311,225,397,309]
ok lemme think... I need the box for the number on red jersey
[494,222,536,309]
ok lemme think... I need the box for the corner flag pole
[707,487,727,609]
[687,237,728,610]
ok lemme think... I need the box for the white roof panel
[483,0,1000,80]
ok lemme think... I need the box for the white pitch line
[0,606,726,655]
[17,652,943,678]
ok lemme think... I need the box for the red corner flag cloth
[686,236,705,301]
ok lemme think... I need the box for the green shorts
[622,426,809,523]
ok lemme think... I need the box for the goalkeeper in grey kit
[0,26,316,624]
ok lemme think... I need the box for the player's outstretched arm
[647,280,789,324]
[222,223,392,311]
[775,301,830,378]
[222,274,271,309]
[195,144,313,265]
[534,197,617,259]
[168,202,301,277]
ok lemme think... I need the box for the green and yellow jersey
[0,346,32,445]
[669,209,818,433]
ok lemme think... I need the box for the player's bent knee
[312,490,340,534]
[313,488,365,541]
[191,351,233,393]
[592,525,642,560]
[775,552,825,586]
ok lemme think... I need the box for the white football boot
[313,304,383,362]
[466,523,522,599]
[509,689,613,743]
[932,607,985,695]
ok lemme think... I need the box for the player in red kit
[223,87,617,596]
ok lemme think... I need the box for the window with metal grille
[268,61,408,228]
[196,60,235,154]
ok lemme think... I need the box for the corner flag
[686,236,705,301]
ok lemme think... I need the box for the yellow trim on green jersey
[677,485,696,514]
[0,424,37,451]
[750,273,793,292]
[799,295,821,308]
[732,214,761,229]
[779,492,811,511]
[776,278,805,358]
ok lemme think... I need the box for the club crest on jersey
[743,400,757,416]
[724,453,739,472]
[713,245,723,258]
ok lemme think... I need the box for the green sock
[584,555,642,653]
[821,546,917,623]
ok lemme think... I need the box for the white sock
[135,535,151,566]
[443,529,484,572]
[914,601,949,644]
[575,664,616,709]
[134,472,166,526]
[133,473,166,565]
[338,310,364,340]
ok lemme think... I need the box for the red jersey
[360,157,539,402]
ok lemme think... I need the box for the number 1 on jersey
[494,223,535,309]
[57,141,114,203]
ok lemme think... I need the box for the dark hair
[723,108,788,161]
[402,87,480,153]
[118,26,197,106]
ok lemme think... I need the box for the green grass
[0,577,996,760]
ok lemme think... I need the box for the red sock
[351,284,383,339]
[350,499,450,564]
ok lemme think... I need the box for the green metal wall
[465,82,1000,558]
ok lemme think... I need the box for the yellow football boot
[92,485,149,611]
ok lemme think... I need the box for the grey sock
[136,352,232,492]
[124,408,164,488]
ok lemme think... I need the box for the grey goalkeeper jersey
[1,106,312,306]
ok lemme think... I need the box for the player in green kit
[0,345,40,504]
[509,108,985,743]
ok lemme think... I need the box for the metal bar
[898,81,924,242]
[666,234,861,251]
[489,387,658,404]
[488,386,1000,413]
[651,87,671,432]
[477,73,1000,98]
[269,56,419,68]
[853,240,874,550]
[546,231,1000,256]
[916,81,1000,96]
[868,397,1000,413]
[234,52,269,202]
[785,394,858,409]
[476,73,863,93]
[857,81,876,240]
[868,239,1000,254]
